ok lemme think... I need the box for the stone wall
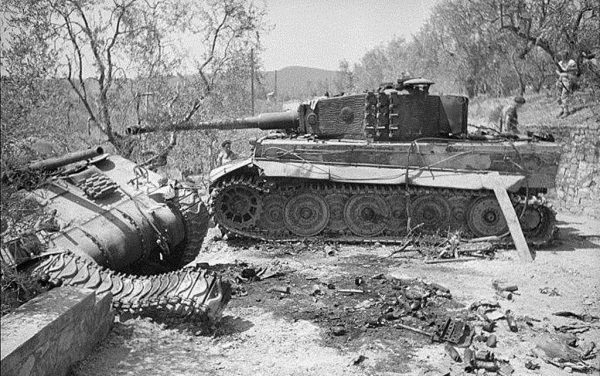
[535,121,600,218]
[1,287,113,376]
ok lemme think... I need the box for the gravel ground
[72,211,600,376]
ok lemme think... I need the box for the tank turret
[126,79,468,142]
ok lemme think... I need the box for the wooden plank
[492,186,534,262]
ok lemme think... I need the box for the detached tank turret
[1,147,229,320]
[128,79,561,247]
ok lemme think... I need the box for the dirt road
[73,211,600,376]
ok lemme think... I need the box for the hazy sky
[260,0,438,71]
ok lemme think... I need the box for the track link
[210,174,556,246]
[32,251,231,321]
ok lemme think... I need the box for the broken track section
[32,250,231,322]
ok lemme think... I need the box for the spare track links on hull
[31,250,231,322]
[210,174,556,246]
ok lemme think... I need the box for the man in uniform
[217,140,237,166]
[555,50,578,118]
[500,96,526,134]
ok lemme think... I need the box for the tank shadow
[537,219,600,252]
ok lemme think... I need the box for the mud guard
[252,160,526,191]
[209,157,254,184]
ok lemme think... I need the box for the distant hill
[259,66,338,101]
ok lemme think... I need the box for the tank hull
[209,137,560,245]
[2,150,227,321]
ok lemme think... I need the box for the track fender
[209,157,254,184]
[253,160,526,191]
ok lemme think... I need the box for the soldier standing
[500,96,526,134]
[555,50,578,118]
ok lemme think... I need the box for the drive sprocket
[213,184,262,231]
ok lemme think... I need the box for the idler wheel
[325,194,348,232]
[257,194,287,234]
[411,194,451,231]
[467,196,508,237]
[284,192,329,237]
[516,204,556,244]
[344,194,389,237]
[386,194,407,233]
[214,185,262,230]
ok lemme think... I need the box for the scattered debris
[553,311,599,322]
[482,322,496,333]
[539,286,561,296]
[492,280,519,292]
[495,290,513,300]
[497,362,514,375]
[351,354,367,366]
[524,359,540,370]
[433,318,474,347]
[395,322,433,337]
[486,310,505,321]
[582,341,596,359]
[310,285,322,296]
[331,325,347,336]
[268,285,290,294]
[445,343,461,362]
[486,334,497,348]
[505,310,518,332]
[555,324,593,334]
[337,289,364,294]
[469,300,501,311]
[463,348,474,371]
[424,257,478,264]
[533,334,596,372]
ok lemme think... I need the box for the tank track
[210,174,556,246]
[31,250,231,321]
[168,191,210,268]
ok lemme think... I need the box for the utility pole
[274,70,278,101]
[250,48,255,116]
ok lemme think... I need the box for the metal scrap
[539,286,561,296]
[445,343,461,362]
[505,310,519,332]
[433,317,474,347]
[553,311,599,322]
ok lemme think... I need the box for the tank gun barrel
[26,146,104,170]
[126,111,300,135]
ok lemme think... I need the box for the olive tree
[1,0,265,155]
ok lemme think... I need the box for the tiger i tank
[128,79,561,247]
[1,147,229,321]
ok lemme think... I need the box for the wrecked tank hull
[208,136,559,245]
[1,147,229,320]
[127,78,561,247]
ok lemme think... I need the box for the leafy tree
[334,59,356,94]
[2,0,265,155]
[494,0,598,64]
